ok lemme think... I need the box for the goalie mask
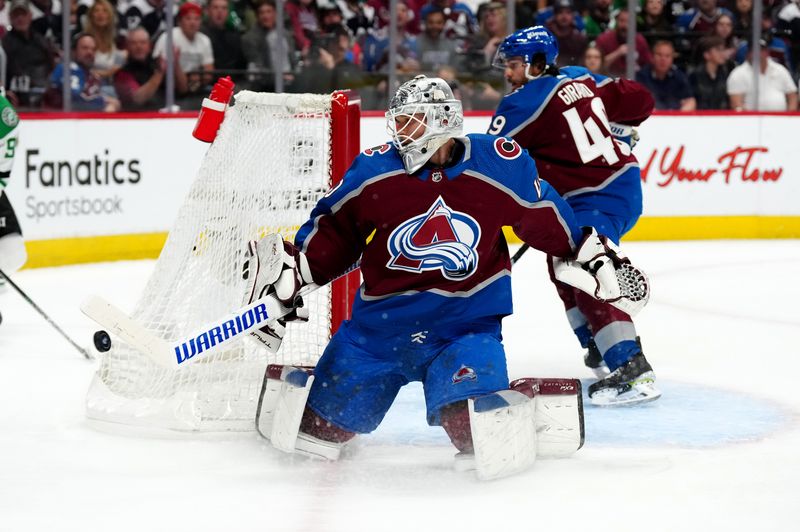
[386,75,464,174]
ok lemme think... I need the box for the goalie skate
[588,353,661,406]
[584,340,609,379]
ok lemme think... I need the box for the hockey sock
[299,407,356,444]
[440,400,473,453]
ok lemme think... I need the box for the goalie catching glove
[552,228,650,316]
[242,234,315,353]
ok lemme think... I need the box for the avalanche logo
[494,137,522,160]
[387,196,481,281]
[452,365,477,384]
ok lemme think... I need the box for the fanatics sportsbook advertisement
[6,117,205,241]
[7,113,799,246]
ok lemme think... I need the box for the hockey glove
[552,228,650,316]
[242,234,314,352]
[609,122,639,149]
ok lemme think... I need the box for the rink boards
[8,111,800,267]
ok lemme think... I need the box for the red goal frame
[329,91,361,336]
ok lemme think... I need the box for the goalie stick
[81,282,324,370]
[81,245,360,370]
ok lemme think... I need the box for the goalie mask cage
[86,91,361,431]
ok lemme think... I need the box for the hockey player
[243,75,642,478]
[0,90,28,322]
[490,26,660,406]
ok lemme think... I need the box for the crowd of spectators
[2,0,800,111]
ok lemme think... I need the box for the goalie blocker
[257,365,583,479]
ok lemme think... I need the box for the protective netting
[86,91,339,431]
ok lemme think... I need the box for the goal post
[329,92,361,334]
[85,90,361,431]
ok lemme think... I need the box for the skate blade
[453,452,476,472]
[590,381,662,407]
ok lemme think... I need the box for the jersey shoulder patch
[465,134,540,202]
[492,137,523,160]
[467,133,524,161]
[0,96,19,137]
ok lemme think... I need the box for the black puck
[93,330,112,352]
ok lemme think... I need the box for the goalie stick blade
[82,285,322,370]
[80,295,174,368]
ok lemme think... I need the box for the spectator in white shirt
[153,1,214,95]
[727,37,798,111]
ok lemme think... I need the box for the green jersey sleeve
[0,94,21,188]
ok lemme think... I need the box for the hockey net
[86,90,361,431]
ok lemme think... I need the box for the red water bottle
[192,76,235,143]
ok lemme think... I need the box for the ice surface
[0,241,798,532]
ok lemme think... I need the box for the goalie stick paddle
[80,282,322,370]
[0,268,93,360]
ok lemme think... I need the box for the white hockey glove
[552,228,650,316]
[609,122,640,149]
[242,234,314,353]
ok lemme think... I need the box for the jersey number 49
[562,97,631,165]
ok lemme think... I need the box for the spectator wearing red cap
[153,1,214,96]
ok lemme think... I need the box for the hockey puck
[93,330,112,352]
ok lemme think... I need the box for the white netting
[86,91,338,431]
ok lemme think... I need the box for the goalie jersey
[294,133,584,330]
[489,66,654,198]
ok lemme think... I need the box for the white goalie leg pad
[526,378,585,458]
[468,390,537,481]
[256,365,314,453]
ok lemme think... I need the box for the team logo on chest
[387,196,481,280]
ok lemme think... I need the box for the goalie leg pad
[468,390,537,481]
[510,377,585,458]
[256,364,315,452]
[257,364,354,460]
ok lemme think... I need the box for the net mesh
[86,91,339,431]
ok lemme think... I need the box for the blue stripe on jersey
[351,269,514,330]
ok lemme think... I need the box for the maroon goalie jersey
[489,66,654,197]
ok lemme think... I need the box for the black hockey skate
[584,340,610,378]
[587,353,661,406]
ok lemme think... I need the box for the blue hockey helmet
[493,26,559,69]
